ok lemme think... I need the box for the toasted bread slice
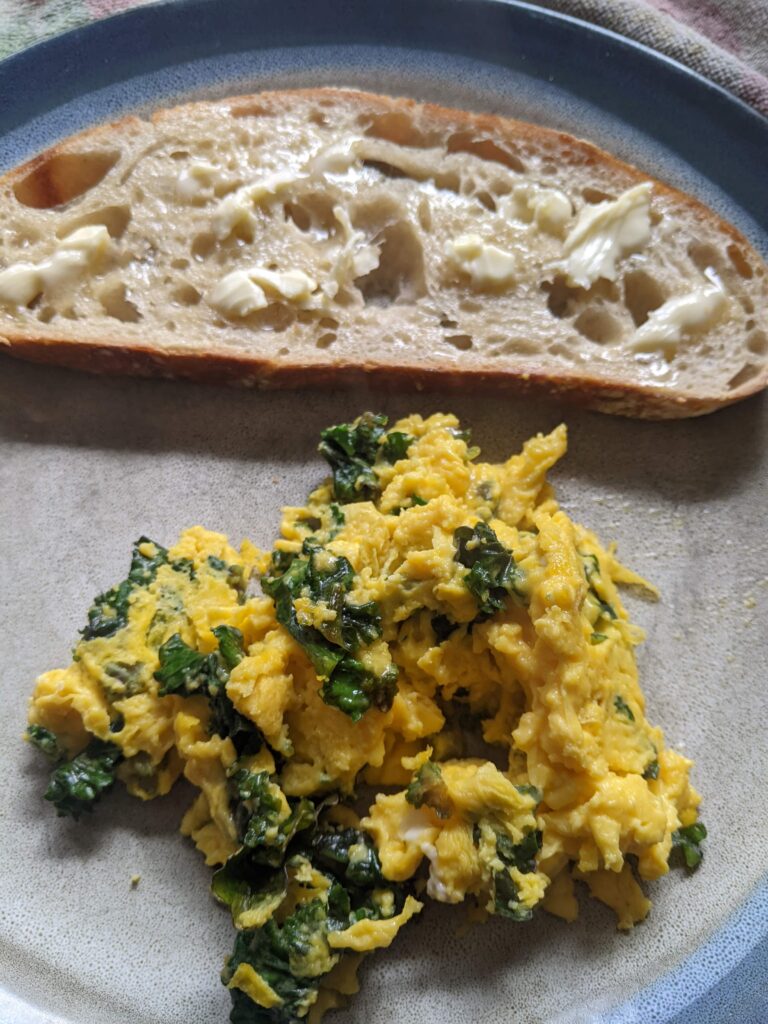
[0,88,765,417]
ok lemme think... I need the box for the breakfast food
[0,89,766,416]
[26,412,706,1024]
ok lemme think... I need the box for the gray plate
[0,2,767,1023]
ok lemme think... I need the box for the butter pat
[212,172,302,240]
[505,184,572,236]
[449,234,517,289]
[563,183,652,288]
[0,263,42,306]
[0,225,111,307]
[177,161,222,201]
[208,265,318,318]
[632,282,728,357]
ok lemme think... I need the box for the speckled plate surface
[0,2,767,1022]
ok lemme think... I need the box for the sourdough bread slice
[0,88,765,417]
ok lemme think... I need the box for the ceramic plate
[0,2,766,1022]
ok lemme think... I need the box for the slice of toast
[0,88,765,417]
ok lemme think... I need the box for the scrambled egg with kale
[26,412,706,1024]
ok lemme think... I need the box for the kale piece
[214,625,246,670]
[318,413,415,504]
[492,828,542,921]
[580,552,618,622]
[25,724,63,761]
[309,828,385,890]
[613,695,635,722]
[81,537,168,640]
[405,760,453,819]
[154,633,228,696]
[380,431,414,463]
[318,411,389,503]
[643,758,660,781]
[671,821,707,871]
[454,522,526,618]
[262,540,396,722]
[44,738,122,819]
[220,821,406,1024]
[590,632,608,645]
[319,660,398,722]
[230,768,314,867]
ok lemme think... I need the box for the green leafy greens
[318,412,414,504]
[262,540,397,721]
[81,536,169,640]
[43,738,122,819]
[454,522,526,619]
[671,821,707,871]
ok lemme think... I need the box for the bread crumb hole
[445,333,473,351]
[172,283,201,306]
[13,150,120,209]
[278,346,289,355]
[687,241,721,273]
[191,233,215,260]
[166,321,177,332]
[459,298,483,314]
[747,330,767,356]
[581,187,615,204]
[623,269,665,327]
[543,275,582,318]
[37,306,55,324]
[727,363,760,390]
[727,244,753,279]
[308,110,328,126]
[284,201,312,232]
[447,133,526,173]
[363,111,439,148]
[98,281,141,323]
[741,296,755,315]
[169,150,190,161]
[171,257,190,270]
[316,333,336,348]
[475,190,496,212]
[356,220,426,306]
[59,204,131,240]
[574,308,622,344]
[319,317,339,330]
[362,159,410,181]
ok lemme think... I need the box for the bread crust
[0,87,765,418]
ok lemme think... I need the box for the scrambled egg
[26,412,703,1022]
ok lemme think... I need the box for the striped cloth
[1,0,767,116]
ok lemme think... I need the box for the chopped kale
[213,625,245,670]
[154,633,227,697]
[590,632,608,645]
[318,411,388,503]
[320,660,398,722]
[207,555,247,601]
[318,412,416,504]
[671,821,707,871]
[581,553,617,622]
[380,431,414,463]
[405,760,453,819]
[81,537,168,640]
[212,853,287,928]
[310,828,385,889]
[643,758,660,781]
[490,828,542,921]
[26,724,63,761]
[454,522,526,618]
[231,768,315,867]
[262,539,396,722]
[495,829,542,875]
[614,695,635,722]
[431,614,458,643]
[44,738,122,819]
